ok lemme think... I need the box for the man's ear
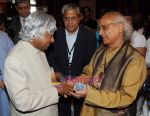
[78,15,81,21]
[29,38,37,46]
[119,23,124,33]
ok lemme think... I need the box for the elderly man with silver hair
[3,11,71,116]
[70,11,147,116]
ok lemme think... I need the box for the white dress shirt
[65,28,79,63]
[20,15,30,28]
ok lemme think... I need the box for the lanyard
[67,42,76,64]
[67,42,76,75]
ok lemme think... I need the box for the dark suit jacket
[47,27,97,77]
[8,15,21,44]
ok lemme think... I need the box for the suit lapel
[71,28,82,67]
[61,29,69,64]
[16,16,22,32]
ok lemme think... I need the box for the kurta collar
[19,40,41,54]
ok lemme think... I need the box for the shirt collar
[65,27,79,36]
[20,15,30,22]
[19,40,41,54]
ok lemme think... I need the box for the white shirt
[20,15,30,27]
[65,28,79,63]
[130,30,147,48]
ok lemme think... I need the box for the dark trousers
[129,88,144,116]
[58,96,84,116]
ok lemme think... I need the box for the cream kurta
[81,46,147,116]
[4,41,59,116]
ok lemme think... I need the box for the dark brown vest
[92,42,140,92]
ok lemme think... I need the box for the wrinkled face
[16,3,30,18]
[98,14,123,46]
[32,32,54,51]
[63,9,80,34]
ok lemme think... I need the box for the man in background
[81,6,97,31]
[47,3,97,116]
[8,0,30,44]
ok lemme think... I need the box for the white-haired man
[71,11,147,116]
[4,11,72,116]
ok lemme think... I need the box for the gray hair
[19,10,57,41]
[15,0,30,6]
[61,3,80,16]
[104,11,133,40]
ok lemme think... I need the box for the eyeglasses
[64,17,78,22]
[98,22,120,31]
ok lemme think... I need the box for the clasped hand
[56,83,88,99]
[70,86,87,99]
[53,73,88,98]
[56,83,74,96]
[66,77,88,99]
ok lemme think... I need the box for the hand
[70,88,87,99]
[55,72,62,82]
[56,83,74,96]
[51,72,62,82]
[0,80,5,88]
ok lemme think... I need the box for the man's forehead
[64,9,79,17]
[99,15,115,24]
[64,9,78,14]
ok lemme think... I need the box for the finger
[65,92,72,96]
[67,82,74,86]
[64,94,68,98]
[70,92,81,99]
[75,89,87,97]
[63,89,72,96]
[75,90,85,94]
